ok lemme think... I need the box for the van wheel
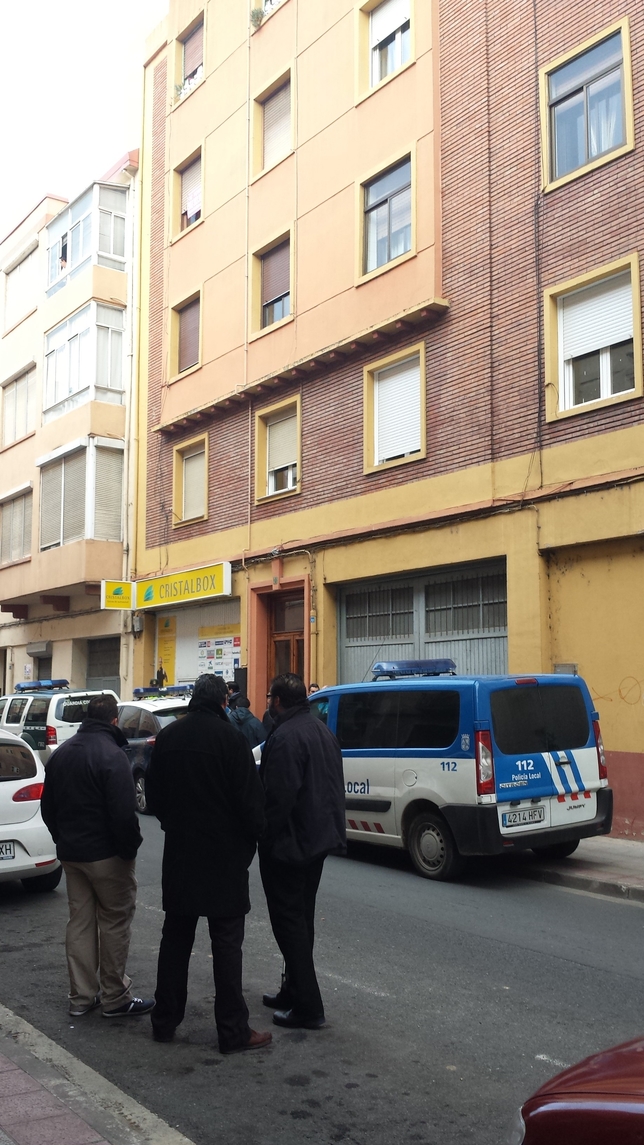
[22,866,62,893]
[134,772,150,815]
[407,812,465,881]
[532,840,579,860]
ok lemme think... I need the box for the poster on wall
[157,615,176,686]
[197,632,241,681]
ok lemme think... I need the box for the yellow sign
[157,615,176,686]
[136,562,232,610]
[101,581,134,610]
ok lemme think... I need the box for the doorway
[269,593,304,679]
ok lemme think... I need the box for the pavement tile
[0,1072,42,1098]
[0,1057,18,1074]
[4,1113,105,1145]
[0,1089,65,1125]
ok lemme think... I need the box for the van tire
[134,772,150,815]
[532,840,580,861]
[22,866,63,893]
[407,812,466,881]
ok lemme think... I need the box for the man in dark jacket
[145,673,271,1054]
[259,673,346,1030]
[228,697,265,748]
[41,694,153,1018]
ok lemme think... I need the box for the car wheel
[407,811,466,881]
[532,839,580,860]
[22,866,62,893]
[134,772,150,815]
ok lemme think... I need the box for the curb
[514,863,644,904]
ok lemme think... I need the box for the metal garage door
[338,560,507,682]
[86,638,121,695]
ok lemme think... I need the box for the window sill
[0,556,31,570]
[249,313,294,342]
[364,449,425,475]
[0,431,36,454]
[543,142,633,193]
[251,0,290,33]
[546,387,640,423]
[170,217,204,245]
[356,58,416,106]
[256,485,300,505]
[173,75,205,108]
[356,248,416,288]
[2,308,38,339]
[169,363,202,385]
[172,513,209,528]
[250,150,294,185]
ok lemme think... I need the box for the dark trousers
[153,913,250,1052]
[259,853,325,1018]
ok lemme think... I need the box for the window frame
[3,245,39,332]
[0,489,33,566]
[250,230,294,339]
[36,437,124,548]
[1,369,36,448]
[172,434,209,527]
[544,253,642,422]
[355,0,416,103]
[356,149,416,285]
[43,301,126,419]
[46,183,128,293]
[170,292,202,380]
[175,15,205,104]
[252,69,294,178]
[172,148,204,240]
[254,395,301,503]
[539,18,634,193]
[363,342,426,472]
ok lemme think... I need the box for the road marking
[321,972,391,998]
[535,1053,569,1069]
[0,1002,196,1145]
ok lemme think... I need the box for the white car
[0,681,119,764]
[0,730,61,892]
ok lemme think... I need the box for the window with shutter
[364,159,412,272]
[178,298,200,373]
[0,493,32,565]
[94,448,123,540]
[182,445,206,520]
[261,242,290,328]
[370,0,411,85]
[40,462,63,550]
[558,270,634,408]
[62,450,86,543]
[183,22,203,81]
[181,157,202,230]
[262,82,291,169]
[2,370,36,447]
[374,354,421,464]
[267,412,297,494]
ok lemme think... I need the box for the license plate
[502,807,546,827]
[0,841,15,860]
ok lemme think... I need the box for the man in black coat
[41,694,153,1018]
[228,697,265,748]
[145,673,271,1054]
[259,673,346,1030]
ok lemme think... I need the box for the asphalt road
[1,819,644,1145]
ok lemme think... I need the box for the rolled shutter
[40,461,63,549]
[10,496,24,562]
[179,299,200,372]
[561,271,632,360]
[183,23,203,78]
[262,242,290,305]
[181,157,202,221]
[0,503,11,563]
[263,82,291,169]
[62,450,86,544]
[374,354,421,464]
[370,0,409,45]
[183,448,205,519]
[267,413,297,472]
[3,382,16,446]
[94,448,123,540]
[22,493,32,557]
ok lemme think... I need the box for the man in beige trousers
[41,694,154,1018]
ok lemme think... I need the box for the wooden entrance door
[269,593,305,680]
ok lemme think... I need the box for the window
[177,298,200,373]
[4,249,38,330]
[255,398,300,500]
[174,439,206,523]
[178,20,203,99]
[261,241,290,328]
[0,492,32,565]
[0,742,36,780]
[425,571,507,636]
[336,689,460,750]
[364,158,411,273]
[262,82,291,169]
[364,349,424,471]
[97,186,127,270]
[5,698,28,725]
[542,23,633,188]
[46,185,128,291]
[44,302,125,416]
[39,442,123,548]
[370,0,410,86]
[491,685,590,754]
[94,447,124,541]
[96,305,124,395]
[2,370,36,447]
[557,269,635,411]
[47,190,93,286]
[180,157,202,230]
[346,585,413,639]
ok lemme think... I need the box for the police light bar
[15,679,70,692]
[133,684,193,699]
[371,660,457,679]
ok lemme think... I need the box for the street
[1,819,644,1145]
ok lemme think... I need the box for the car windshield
[156,708,189,728]
[490,685,590,753]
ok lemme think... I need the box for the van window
[24,699,49,726]
[337,689,460,749]
[156,707,189,728]
[6,698,28,725]
[56,696,94,723]
[309,698,329,725]
[491,685,590,754]
[118,707,141,740]
[0,742,37,780]
[0,698,7,719]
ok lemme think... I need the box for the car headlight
[507,1108,525,1145]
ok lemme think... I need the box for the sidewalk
[508,833,644,902]
[0,1004,194,1145]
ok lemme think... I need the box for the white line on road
[535,1053,569,1069]
[321,971,391,997]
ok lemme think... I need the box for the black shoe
[272,1009,325,1030]
[220,1029,273,1055]
[103,998,155,1018]
[263,991,291,1009]
[152,1026,176,1043]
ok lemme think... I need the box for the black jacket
[259,703,346,865]
[41,719,142,863]
[145,701,265,917]
[228,706,265,749]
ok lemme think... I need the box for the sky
[0,0,169,243]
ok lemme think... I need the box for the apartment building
[0,154,138,696]
[136,0,644,834]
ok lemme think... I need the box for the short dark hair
[236,696,251,708]
[87,694,118,724]
[269,673,307,709]
[226,681,237,693]
[193,673,227,709]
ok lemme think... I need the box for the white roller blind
[62,450,86,544]
[561,271,632,360]
[0,497,28,564]
[181,158,202,220]
[183,448,205,519]
[40,461,63,549]
[370,0,409,45]
[267,413,297,472]
[94,448,123,540]
[374,354,421,464]
[263,82,291,169]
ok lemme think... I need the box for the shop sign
[101,581,135,610]
[136,562,232,610]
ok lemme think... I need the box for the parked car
[117,696,191,813]
[0,680,119,764]
[0,729,61,892]
[510,1036,644,1143]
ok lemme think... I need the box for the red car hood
[533,1038,644,1099]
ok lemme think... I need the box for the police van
[309,661,612,881]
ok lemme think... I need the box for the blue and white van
[308,661,613,880]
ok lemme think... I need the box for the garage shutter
[86,638,121,695]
